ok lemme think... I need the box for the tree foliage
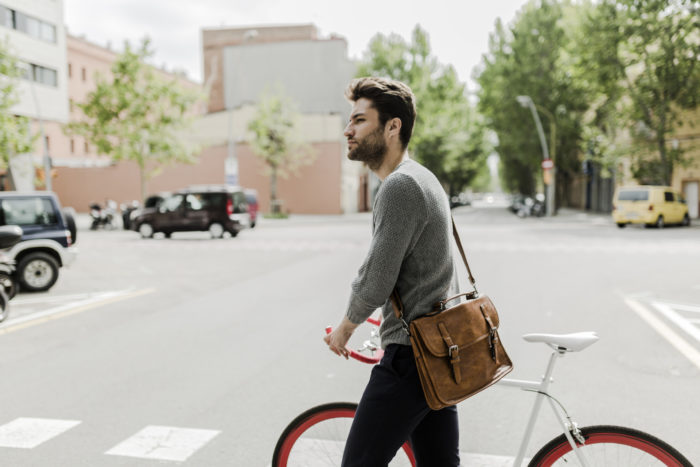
[476,0,588,200]
[68,38,202,200]
[357,26,491,196]
[577,0,700,185]
[247,90,315,213]
[0,40,35,172]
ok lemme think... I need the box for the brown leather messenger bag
[390,217,513,410]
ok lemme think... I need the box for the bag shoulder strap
[391,216,477,324]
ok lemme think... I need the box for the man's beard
[347,127,387,171]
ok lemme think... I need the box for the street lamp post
[516,95,556,216]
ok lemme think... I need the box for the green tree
[357,26,490,196]
[68,38,202,200]
[247,90,314,214]
[476,0,588,202]
[0,40,36,184]
[578,0,699,185]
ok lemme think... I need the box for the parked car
[244,189,259,228]
[612,185,690,228]
[131,185,250,239]
[0,192,78,292]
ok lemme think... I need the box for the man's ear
[386,117,402,138]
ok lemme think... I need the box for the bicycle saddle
[522,332,599,352]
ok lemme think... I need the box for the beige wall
[202,24,318,113]
[51,149,227,211]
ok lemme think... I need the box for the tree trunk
[139,164,147,203]
[270,167,279,214]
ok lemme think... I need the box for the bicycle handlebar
[325,326,384,364]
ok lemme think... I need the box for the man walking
[324,77,461,467]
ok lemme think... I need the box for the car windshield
[0,198,58,226]
[618,190,649,201]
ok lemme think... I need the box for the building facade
[1,0,68,190]
[202,24,365,214]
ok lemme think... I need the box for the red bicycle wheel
[272,402,415,467]
[530,425,692,466]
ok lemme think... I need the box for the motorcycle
[89,200,118,230]
[0,225,23,322]
[515,194,545,218]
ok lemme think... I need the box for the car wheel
[0,273,17,299]
[139,223,154,239]
[655,215,665,229]
[616,223,627,228]
[682,214,690,227]
[209,222,224,239]
[16,252,59,292]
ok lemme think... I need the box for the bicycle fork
[500,350,591,467]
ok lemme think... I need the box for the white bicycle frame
[499,347,591,467]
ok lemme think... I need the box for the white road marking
[105,425,220,462]
[624,297,700,370]
[0,418,81,449]
[651,301,700,343]
[0,288,155,335]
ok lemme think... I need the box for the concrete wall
[222,39,354,115]
[202,24,319,113]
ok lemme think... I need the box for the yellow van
[612,186,690,228]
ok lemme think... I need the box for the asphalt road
[0,203,697,466]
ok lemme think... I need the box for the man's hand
[324,317,359,359]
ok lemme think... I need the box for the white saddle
[522,332,599,352]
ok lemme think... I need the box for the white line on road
[624,297,700,370]
[0,418,81,449]
[650,301,700,343]
[0,288,155,335]
[105,425,220,462]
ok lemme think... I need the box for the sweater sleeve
[346,173,427,324]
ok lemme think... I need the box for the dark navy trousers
[341,344,460,467]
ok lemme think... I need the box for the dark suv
[131,185,250,239]
[0,191,78,292]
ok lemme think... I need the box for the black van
[131,185,250,238]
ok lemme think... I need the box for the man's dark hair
[345,77,417,150]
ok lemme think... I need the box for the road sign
[541,159,554,170]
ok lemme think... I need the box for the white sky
[64,0,529,91]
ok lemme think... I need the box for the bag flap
[411,296,500,357]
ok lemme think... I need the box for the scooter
[0,225,23,322]
[89,200,117,230]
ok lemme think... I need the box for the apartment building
[201,24,366,214]
[0,0,68,190]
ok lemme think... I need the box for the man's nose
[344,123,353,137]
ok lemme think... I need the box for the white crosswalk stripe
[0,418,81,449]
[105,425,220,462]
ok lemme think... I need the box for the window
[70,139,74,154]
[84,141,89,153]
[40,21,55,42]
[68,63,72,78]
[81,67,86,82]
[0,6,13,28]
[186,194,204,211]
[3,8,56,43]
[618,190,649,202]
[0,198,58,226]
[664,192,674,202]
[32,64,57,87]
[161,195,184,212]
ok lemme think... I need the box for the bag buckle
[448,344,459,358]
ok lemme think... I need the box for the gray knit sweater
[346,159,459,348]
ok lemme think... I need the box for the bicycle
[272,319,692,466]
